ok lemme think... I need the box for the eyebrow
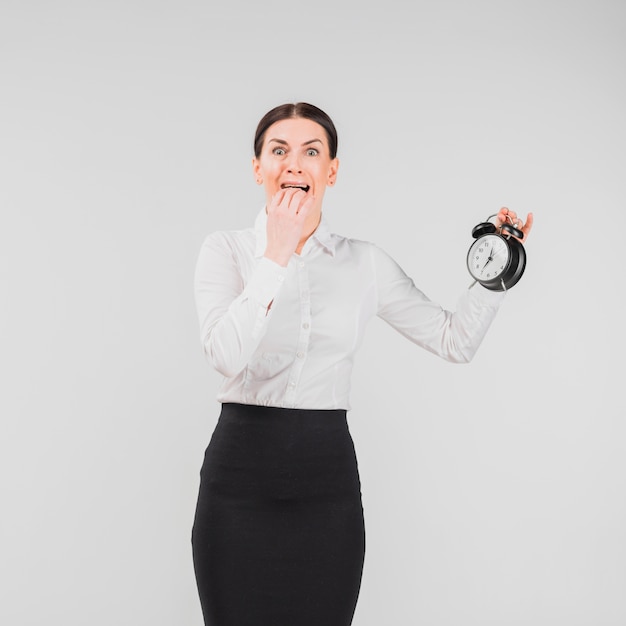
[267,138,324,147]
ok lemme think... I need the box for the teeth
[282,184,310,192]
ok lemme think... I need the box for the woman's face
[252,117,339,218]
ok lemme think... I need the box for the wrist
[263,248,291,267]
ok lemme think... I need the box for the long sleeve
[371,244,505,363]
[194,232,287,377]
[193,212,507,410]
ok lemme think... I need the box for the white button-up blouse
[194,209,505,410]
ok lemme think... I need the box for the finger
[268,188,288,212]
[496,208,525,231]
[270,187,304,211]
[270,187,303,212]
[295,192,316,219]
[285,187,308,211]
[505,210,518,223]
[495,207,509,225]
[521,212,534,242]
[508,213,525,230]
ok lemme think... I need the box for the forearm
[373,244,505,363]
[436,284,505,363]
[195,240,286,377]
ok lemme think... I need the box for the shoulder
[326,234,406,283]
[200,226,254,247]
[332,233,396,264]
[199,226,255,256]
[330,231,378,254]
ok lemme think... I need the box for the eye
[306,148,319,156]
[272,147,286,156]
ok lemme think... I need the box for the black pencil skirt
[191,403,366,626]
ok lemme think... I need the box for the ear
[252,157,263,185]
[327,157,339,186]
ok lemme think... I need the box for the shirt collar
[254,207,336,258]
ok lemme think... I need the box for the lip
[281,182,310,192]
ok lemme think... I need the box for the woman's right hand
[264,188,316,267]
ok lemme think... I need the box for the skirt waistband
[221,402,347,421]
[212,403,353,468]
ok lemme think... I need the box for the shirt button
[298,261,305,268]
[289,382,296,388]
[296,351,304,359]
[302,323,310,329]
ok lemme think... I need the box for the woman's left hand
[495,207,534,243]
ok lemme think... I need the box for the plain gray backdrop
[2,0,625,624]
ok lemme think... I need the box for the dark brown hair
[253,102,338,159]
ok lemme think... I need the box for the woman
[192,102,533,626]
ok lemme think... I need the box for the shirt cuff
[468,281,507,306]
[245,257,288,307]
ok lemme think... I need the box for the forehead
[265,117,328,145]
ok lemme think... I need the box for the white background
[2,1,625,624]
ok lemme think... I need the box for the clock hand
[481,246,495,271]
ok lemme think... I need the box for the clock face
[467,234,510,282]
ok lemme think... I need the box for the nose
[286,153,302,173]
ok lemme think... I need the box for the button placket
[285,259,312,406]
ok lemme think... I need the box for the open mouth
[281,184,310,193]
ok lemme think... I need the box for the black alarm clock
[467,214,526,291]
